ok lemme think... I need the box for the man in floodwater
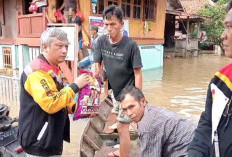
[188,1,232,156]
[120,86,196,157]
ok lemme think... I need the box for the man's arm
[131,41,143,89]
[93,62,101,78]
[93,36,102,78]
[134,67,142,90]
[24,71,89,114]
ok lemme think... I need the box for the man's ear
[42,44,48,52]
[141,98,146,107]
[120,20,124,28]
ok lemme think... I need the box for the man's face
[222,9,232,58]
[121,94,146,123]
[68,8,75,17]
[91,29,97,36]
[45,37,68,65]
[104,15,123,39]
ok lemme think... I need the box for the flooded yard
[143,54,231,123]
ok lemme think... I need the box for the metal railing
[0,75,20,106]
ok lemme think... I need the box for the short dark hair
[102,5,123,22]
[69,7,76,12]
[120,86,145,102]
[91,25,98,32]
[228,0,232,12]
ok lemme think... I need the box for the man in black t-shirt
[93,5,143,157]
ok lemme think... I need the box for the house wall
[139,45,163,70]
[0,0,166,76]
[1,0,20,39]
[79,0,166,68]
[79,0,167,44]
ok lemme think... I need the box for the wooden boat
[79,97,140,157]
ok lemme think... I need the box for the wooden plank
[85,126,103,149]
[104,98,113,107]
[97,114,108,122]
[31,16,44,36]
[98,100,112,120]
[80,141,95,157]
[83,134,101,151]
[90,117,105,133]
[99,132,138,141]
[80,97,140,157]
[18,18,31,36]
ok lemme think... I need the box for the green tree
[198,0,230,53]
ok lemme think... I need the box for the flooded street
[3,54,231,156]
[143,54,231,123]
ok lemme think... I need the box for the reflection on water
[3,54,231,156]
[143,54,231,123]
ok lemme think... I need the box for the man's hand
[92,63,100,78]
[89,113,98,118]
[74,73,90,89]
[67,103,75,114]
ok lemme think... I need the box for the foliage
[199,42,214,50]
[197,0,230,52]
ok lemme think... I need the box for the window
[92,0,104,14]
[91,0,156,21]
[2,47,12,69]
[144,0,156,20]
[121,0,142,19]
[122,0,131,18]
[133,0,141,19]
[107,0,118,6]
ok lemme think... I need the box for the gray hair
[40,28,68,47]
[120,86,145,102]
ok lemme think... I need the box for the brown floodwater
[3,54,231,156]
[143,54,231,123]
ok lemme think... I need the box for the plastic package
[73,69,101,120]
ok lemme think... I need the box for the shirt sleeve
[93,37,102,63]
[24,70,76,114]
[139,132,162,157]
[131,42,143,69]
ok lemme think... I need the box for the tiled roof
[180,0,213,14]
[167,0,183,10]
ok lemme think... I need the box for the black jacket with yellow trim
[188,62,232,157]
[19,54,79,156]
